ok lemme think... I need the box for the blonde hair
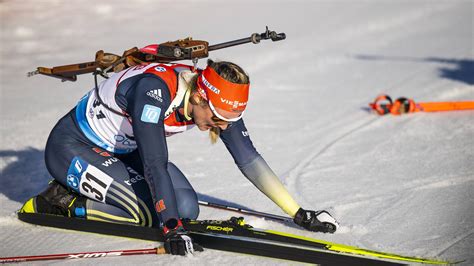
[207,59,249,85]
[209,127,221,144]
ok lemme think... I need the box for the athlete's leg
[39,110,156,226]
[118,151,199,220]
[167,162,199,220]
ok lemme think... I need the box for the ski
[17,212,393,265]
[16,212,452,265]
[186,217,451,265]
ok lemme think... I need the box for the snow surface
[1,0,473,265]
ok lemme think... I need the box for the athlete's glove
[293,208,339,233]
[163,218,203,255]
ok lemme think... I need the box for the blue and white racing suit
[45,63,301,227]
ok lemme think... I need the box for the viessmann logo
[221,98,247,108]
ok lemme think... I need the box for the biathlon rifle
[27,26,285,82]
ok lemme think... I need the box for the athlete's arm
[220,119,340,233]
[126,74,179,225]
[219,119,301,217]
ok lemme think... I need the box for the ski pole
[0,247,166,263]
[369,94,474,115]
[198,200,293,223]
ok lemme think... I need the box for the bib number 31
[67,157,114,203]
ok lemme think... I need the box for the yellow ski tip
[19,198,36,213]
[265,229,453,265]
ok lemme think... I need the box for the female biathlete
[20,59,339,255]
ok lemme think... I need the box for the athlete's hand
[163,218,203,255]
[293,208,339,233]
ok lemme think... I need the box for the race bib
[67,156,114,203]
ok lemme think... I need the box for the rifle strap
[93,72,130,118]
[164,70,196,120]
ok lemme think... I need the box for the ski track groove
[365,190,416,224]
[434,229,474,258]
[284,41,472,211]
[282,34,468,204]
[326,175,474,220]
[286,117,379,207]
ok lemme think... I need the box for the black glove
[163,218,203,255]
[293,208,339,233]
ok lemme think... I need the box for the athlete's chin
[197,125,210,131]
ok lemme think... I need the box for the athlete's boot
[293,208,339,233]
[20,180,86,218]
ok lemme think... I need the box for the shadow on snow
[354,54,474,85]
[0,147,50,203]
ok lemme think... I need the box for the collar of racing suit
[164,70,198,121]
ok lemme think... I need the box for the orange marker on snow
[369,94,474,115]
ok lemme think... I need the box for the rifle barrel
[208,29,285,52]
[208,37,254,51]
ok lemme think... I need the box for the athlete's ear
[190,92,202,105]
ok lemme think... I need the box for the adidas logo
[146,89,163,102]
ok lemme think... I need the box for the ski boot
[293,208,339,233]
[20,180,86,218]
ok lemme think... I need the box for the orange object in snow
[369,94,474,115]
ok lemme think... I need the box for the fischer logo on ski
[205,225,234,232]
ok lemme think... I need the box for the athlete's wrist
[163,218,185,236]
